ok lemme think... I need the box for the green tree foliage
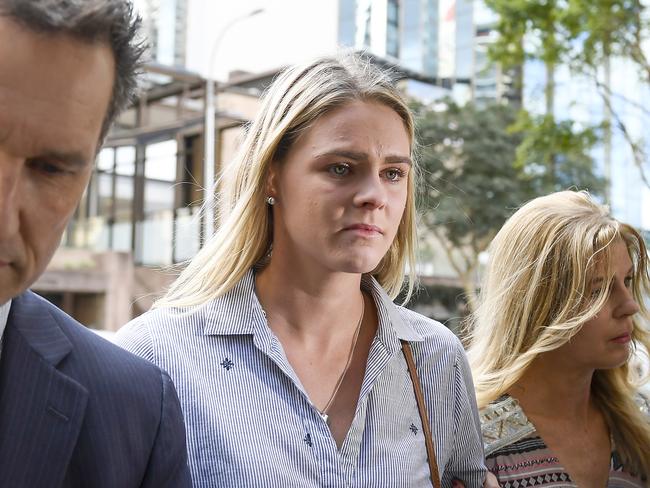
[565,0,648,77]
[487,0,650,188]
[484,0,605,187]
[485,0,572,114]
[415,100,525,310]
[511,112,605,194]
[415,100,603,310]
[564,0,650,188]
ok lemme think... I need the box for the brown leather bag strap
[401,340,441,488]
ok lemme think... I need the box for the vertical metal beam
[203,78,216,240]
[131,100,147,264]
[62,292,75,316]
[131,142,146,264]
[172,133,185,263]
[108,147,118,249]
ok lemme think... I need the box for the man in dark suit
[0,0,191,486]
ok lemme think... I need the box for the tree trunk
[430,229,480,314]
[545,59,557,184]
[603,53,613,204]
[459,270,479,315]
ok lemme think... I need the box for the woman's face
[267,100,411,275]
[558,238,640,370]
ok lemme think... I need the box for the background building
[136,0,189,66]
[39,0,648,333]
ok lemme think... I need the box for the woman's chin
[333,255,384,275]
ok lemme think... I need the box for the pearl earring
[266,196,276,206]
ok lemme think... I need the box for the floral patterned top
[479,394,649,487]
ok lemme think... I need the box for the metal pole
[203,77,215,240]
[202,8,264,244]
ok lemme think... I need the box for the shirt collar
[0,299,12,339]
[360,274,423,345]
[203,269,266,336]
[202,269,423,347]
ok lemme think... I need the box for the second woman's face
[557,239,640,371]
[268,100,411,275]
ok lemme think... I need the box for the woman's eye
[624,276,633,288]
[384,168,405,182]
[329,164,350,177]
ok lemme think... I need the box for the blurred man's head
[0,0,143,303]
[0,0,145,141]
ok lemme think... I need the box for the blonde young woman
[468,191,650,487]
[115,54,489,487]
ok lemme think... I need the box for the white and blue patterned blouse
[115,270,486,487]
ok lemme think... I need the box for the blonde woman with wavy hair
[467,190,650,487]
[116,53,489,487]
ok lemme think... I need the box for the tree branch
[430,227,479,313]
[592,72,650,189]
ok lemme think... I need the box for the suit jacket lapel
[0,292,88,487]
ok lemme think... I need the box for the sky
[185,0,340,80]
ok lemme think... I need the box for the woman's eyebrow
[315,149,412,166]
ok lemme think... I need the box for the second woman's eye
[590,289,603,299]
[329,163,350,177]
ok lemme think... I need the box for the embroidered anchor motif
[303,433,313,447]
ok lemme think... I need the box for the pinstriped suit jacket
[0,291,192,488]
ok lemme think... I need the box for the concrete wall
[33,248,177,332]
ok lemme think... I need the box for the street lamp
[203,7,264,241]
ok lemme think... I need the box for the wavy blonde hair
[467,190,650,478]
[157,52,418,308]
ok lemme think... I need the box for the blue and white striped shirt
[115,270,486,487]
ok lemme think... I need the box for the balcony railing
[65,206,202,266]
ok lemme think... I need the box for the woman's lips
[344,224,384,236]
[610,333,631,344]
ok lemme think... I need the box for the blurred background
[40,0,650,336]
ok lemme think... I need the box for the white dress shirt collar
[0,299,11,340]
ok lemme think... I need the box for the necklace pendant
[320,412,329,424]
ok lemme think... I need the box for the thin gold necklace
[319,296,365,425]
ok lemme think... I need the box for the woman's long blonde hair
[467,190,650,478]
[157,52,418,308]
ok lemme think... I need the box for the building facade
[138,0,189,66]
[42,1,648,332]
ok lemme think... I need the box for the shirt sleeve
[114,317,156,363]
[441,340,487,488]
[139,370,193,488]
